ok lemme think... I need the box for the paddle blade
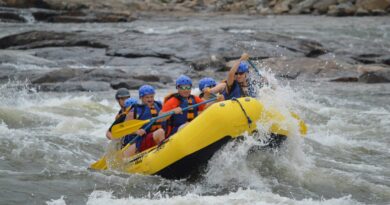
[111,119,149,139]
[89,156,108,170]
[291,112,308,136]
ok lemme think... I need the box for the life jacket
[222,80,248,100]
[133,101,163,133]
[110,107,131,132]
[164,93,199,137]
[114,109,125,120]
[121,101,162,148]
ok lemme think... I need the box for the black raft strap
[232,97,252,128]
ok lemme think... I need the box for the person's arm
[106,113,127,140]
[227,53,250,87]
[106,130,113,140]
[158,99,181,121]
[210,82,226,94]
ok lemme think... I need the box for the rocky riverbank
[1,0,390,20]
[0,5,389,92]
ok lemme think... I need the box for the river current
[0,15,390,205]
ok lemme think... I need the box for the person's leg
[153,128,165,144]
[122,143,137,158]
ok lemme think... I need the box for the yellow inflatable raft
[91,97,307,179]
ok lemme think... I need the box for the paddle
[111,96,218,139]
[247,59,307,136]
[89,141,133,171]
[248,59,262,77]
[90,96,218,170]
[90,122,154,170]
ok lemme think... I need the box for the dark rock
[31,10,59,21]
[357,65,390,83]
[352,54,390,65]
[37,81,111,92]
[31,6,136,23]
[104,56,167,67]
[110,79,147,90]
[290,0,316,14]
[133,75,173,84]
[190,54,227,71]
[384,58,390,66]
[69,68,130,83]
[31,47,108,67]
[371,9,387,15]
[330,77,358,82]
[313,0,337,14]
[0,12,26,22]
[327,3,356,16]
[0,31,108,49]
[272,0,291,14]
[259,57,356,80]
[355,8,369,16]
[158,75,173,84]
[31,68,83,84]
[0,31,74,49]
[0,50,57,67]
[358,71,390,83]
[356,0,390,12]
[42,11,136,23]
[2,0,50,9]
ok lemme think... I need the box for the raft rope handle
[232,98,252,128]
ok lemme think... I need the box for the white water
[2,70,389,205]
[1,15,390,205]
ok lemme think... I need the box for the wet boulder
[0,11,26,22]
[313,0,337,14]
[327,2,356,16]
[357,65,390,83]
[0,31,107,50]
[37,81,111,92]
[0,50,57,67]
[31,68,83,84]
[355,0,390,13]
[258,57,356,80]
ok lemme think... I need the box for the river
[0,15,390,205]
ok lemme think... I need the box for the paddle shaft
[152,96,217,122]
[123,96,217,145]
[248,59,262,77]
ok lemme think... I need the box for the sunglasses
[235,72,246,76]
[178,85,192,90]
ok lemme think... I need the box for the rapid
[1,77,389,205]
[1,15,390,205]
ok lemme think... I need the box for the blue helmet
[124,98,137,109]
[237,62,249,73]
[176,75,192,86]
[199,77,217,91]
[139,85,155,98]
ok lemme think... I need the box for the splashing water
[1,73,389,205]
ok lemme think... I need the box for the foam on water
[1,73,389,204]
[83,189,361,205]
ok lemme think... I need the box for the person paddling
[222,53,251,100]
[122,85,165,157]
[106,88,131,140]
[198,77,226,100]
[161,75,222,138]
